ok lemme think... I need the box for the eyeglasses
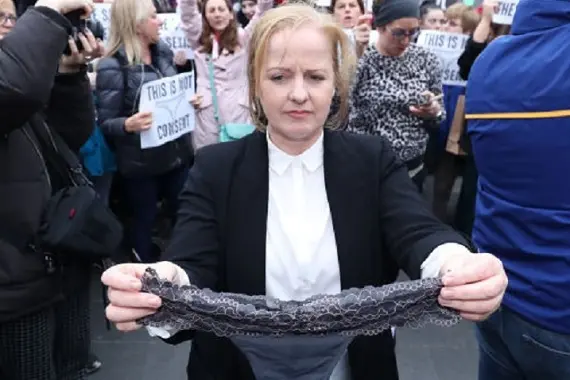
[0,12,16,26]
[387,27,420,41]
[427,18,448,26]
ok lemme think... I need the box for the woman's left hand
[438,252,508,321]
[409,91,441,119]
[59,29,105,73]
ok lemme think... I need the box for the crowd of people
[0,0,568,379]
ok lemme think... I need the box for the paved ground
[89,177,479,380]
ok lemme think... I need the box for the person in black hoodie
[0,0,103,378]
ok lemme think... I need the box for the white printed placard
[158,13,194,59]
[90,4,194,59]
[139,73,196,149]
[416,30,469,87]
[493,0,519,25]
[90,3,112,41]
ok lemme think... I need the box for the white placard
[158,13,194,59]
[492,0,519,25]
[90,4,194,59]
[416,30,469,87]
[139,73,196,149]
[90,3,112,41]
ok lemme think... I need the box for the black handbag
[30,122,123,259]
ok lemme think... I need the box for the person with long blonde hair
[96,0,193,264]
[101,4,506,380]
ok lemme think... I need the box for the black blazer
[163,130,467,380]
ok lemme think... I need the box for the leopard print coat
[348,44,445,163]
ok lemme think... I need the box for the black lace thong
[139,268,460,380]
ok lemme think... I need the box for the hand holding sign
[189,94,203,109]
[125,112,153,133]
[354,14,373,46]
[482,0,498,21]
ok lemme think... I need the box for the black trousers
[0,262,91,380]
[454,153,478,237]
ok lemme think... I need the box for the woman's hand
[101,261,184,332]
[125,112,153,132]
[189,94,203,109]
[59,29,105,73]
[36,0,93,17]
[409,91,442,119]
[354,15,372,46]
[438,252,508,321]
[482,0,499,21]
[174,51,188,66]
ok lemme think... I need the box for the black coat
[96,42,193,178]
[162,130,468,380]
[0,7,94,322]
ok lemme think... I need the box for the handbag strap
[207,55,223,128]
[28,117,91,188]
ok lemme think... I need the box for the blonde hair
[461,8,480,34]
[445,3,469,20]
[105,0,156,64]
[247,3,357,130]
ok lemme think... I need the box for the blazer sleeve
[162,148,220,290]
[376,138,468,279]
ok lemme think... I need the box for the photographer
[0,0,105,378]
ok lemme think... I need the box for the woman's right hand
[482,0,499,20]
[124,112,153,133]
[36,0,94,16]
[101,261,183,332]
[189,94,203,109]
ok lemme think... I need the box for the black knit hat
[373,0,421,28]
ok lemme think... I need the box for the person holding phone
[0,0,106,379]
[348,0,445,192]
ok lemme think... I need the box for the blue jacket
[465,0,570,334]
[80,94,116,177]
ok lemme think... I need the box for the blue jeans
[477,306,570,380]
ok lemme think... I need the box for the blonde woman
[179,0,272,148]
[102,4,507,380]
[96,0,193,264]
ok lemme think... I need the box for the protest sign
[416,30,469,86]
[493,0,519,25]
[91,4,194,59]
[158,13,194,59]
[139,73,196,149]
[90,3,111,40]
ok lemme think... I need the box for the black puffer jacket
[95,42,193,178]
[0,7,94,322]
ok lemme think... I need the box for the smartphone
[63,9,87,56]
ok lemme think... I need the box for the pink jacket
[180,0,273,149]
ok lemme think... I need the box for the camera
[63,9,105,56]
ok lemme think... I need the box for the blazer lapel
[323,130,368,289]
[226,131,268,295]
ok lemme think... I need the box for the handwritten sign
[416,30,469,86]
[493,0,519,25]
[158,13,194,59]
[90,4,193,59]
[139,73,196,149]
